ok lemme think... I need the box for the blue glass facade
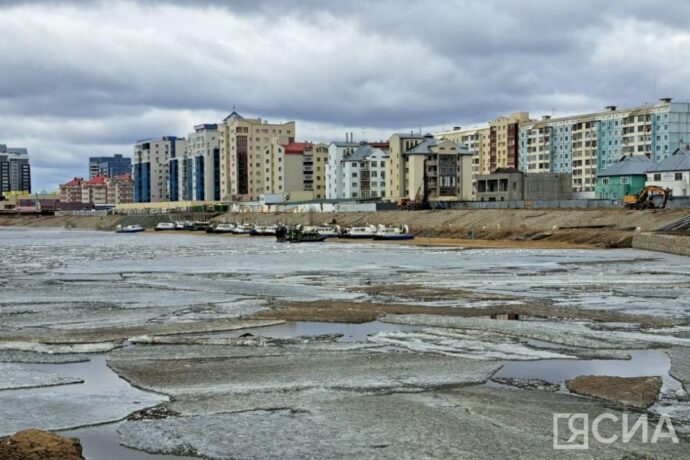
[134,162,150,203]
[169,159,179,202]
[195,156,205,201]
[213,148,221,200]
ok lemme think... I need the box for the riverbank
[2,208,689,248]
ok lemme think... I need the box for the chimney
[660,97,672,104]
[350,132,354,143]
[605,105,617,112]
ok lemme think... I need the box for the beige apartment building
[217,111,295,201]
[386,133,473,202]
[436,113,529,198]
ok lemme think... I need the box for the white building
[133,136,187,203]
[340,144,388,199]
[646,146,690,197]
[326,140,360,199]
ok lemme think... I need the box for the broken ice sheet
[0,363,83,390]
[368,328,576,360]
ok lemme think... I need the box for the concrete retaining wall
[632,233,690,257]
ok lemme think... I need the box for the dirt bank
[0,429,84,460]
[2,208,688,248]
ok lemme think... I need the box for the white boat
[175,221,194,230]
[250,224,278,236]
[154,222,176,231]
[303,224,339,238]
[373,224,414,240]
[115,224,145,233]
[232,223,254,234]
[339,225,377,239]
[213,223,236,234]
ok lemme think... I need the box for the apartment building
[172,124,220,202]
[61,174,134,205]
[59,178,84,203]
[519,98,690,197]
[308,143,329,199]
[436,124,489,180]
[217,111,295,201]
[107,173,134,204]
[133,136,186,203]
[326,138,360,199]
[88,154,131,179]
[387,133,472,202]
[0,145,31,197]
[339,144,388,199]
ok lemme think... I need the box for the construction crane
[624,185,671,209]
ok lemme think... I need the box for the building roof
[223,110,243,122]
[342,144,387,162]
[86,175,107,186]
[330,141,361,148]
[112,173,133,181]
[283,142,312,154]
[406,135,470,156]
[63,177,84,187]
[597,155,653,177]
[493,167,522,174]
[194,123,218,132]
[647,147,690,172]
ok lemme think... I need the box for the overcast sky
[2,0,690,191]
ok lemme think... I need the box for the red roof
[86,175,107,186]
[112,173,133,181]
[283,142,312,154]
[63,177,84,187]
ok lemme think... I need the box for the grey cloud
[1,0,690,190]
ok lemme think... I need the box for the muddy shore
[2,208,689,248]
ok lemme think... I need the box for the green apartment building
[596,155,652,199]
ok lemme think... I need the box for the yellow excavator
[624,185,671,209]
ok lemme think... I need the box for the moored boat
[115,224,145,233]
[339,225,377,239]
[373,224,414,240]
[213,223,236,234]
[154,222,176,231]
[303,224,339,238]
[250,224,278,236]
[175,221,194,231]
[232,223,253,234]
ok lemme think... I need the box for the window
[676,173,683,181]
[654,173,661,181]
[620,177,629,185]
[602,178,609,185]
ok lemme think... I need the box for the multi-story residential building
[519,98,690,197]
[81,175,109,204]
[339,143,388,199]
[326,138,360,199]
[172,124,220,202]
[488,112,529,172]
[0,145,31,198]
[107,173,134,204]
[217,111,295,201]
[306,143,329,199]
[133,136,186,203]
[386,133,473,202]
[436,124,490,181]
[59,178,85,203]
[60,174,134,205]
[88,154,131,179]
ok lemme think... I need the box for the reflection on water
[493,349,684,393]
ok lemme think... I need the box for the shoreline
[2,208,689,251]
